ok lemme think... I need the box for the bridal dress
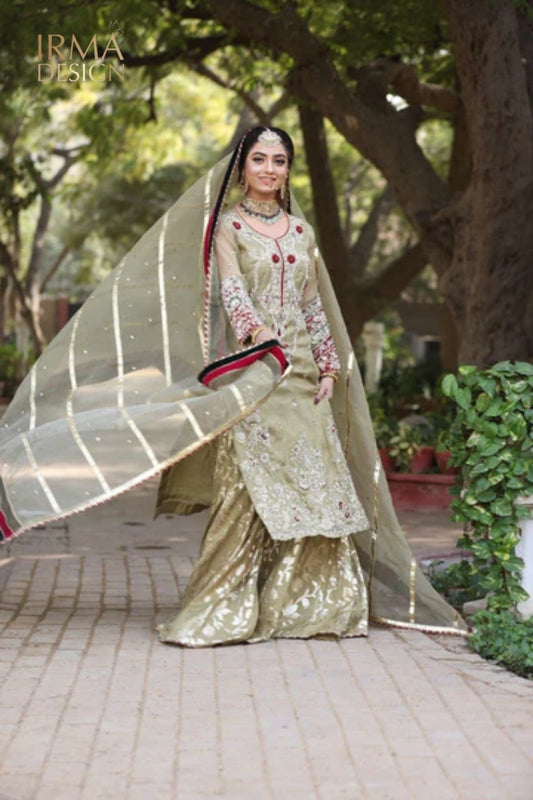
[156,209,370,645]
[0,152,467,644]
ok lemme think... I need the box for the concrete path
[0,480,531,800]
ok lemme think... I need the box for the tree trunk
[206,0,533,365]
[298,103,349,288]
[444,0,533,365]
[298,104,429,340]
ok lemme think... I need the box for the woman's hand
[253,327,278,345]
[314,375,335,405]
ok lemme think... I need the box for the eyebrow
[251,151,287,158]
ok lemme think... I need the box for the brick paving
[0,479,532,799]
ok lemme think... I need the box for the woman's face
[242,142,289,200]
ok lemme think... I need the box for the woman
[157,126,370,646]
[0,126,466,640]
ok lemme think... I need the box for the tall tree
[443,0,533,364]
[4,0,532,365]
[197,0,532,365]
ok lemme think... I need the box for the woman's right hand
[253,327,278,345]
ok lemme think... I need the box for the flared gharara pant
[157,433,368,647]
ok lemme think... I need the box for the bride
[157,126,370,645]
[0,126,466,643]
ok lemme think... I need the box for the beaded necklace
[240,198,283,225]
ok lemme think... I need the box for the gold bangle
[250,326,270,345]
[320,372,339,382]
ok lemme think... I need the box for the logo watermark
[37,28,125,83]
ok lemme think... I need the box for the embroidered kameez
[157,208,370,646]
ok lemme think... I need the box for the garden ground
[0,479,532,800]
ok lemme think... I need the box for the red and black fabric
[198,340,289,391]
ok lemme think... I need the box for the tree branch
[348,185,395,277]
[0,239,30,314]
[40,244,70,293]
[120,35,230,68]
[25,152,77,295]
[385,61,462,113]
[188,61,272,124]
[207,0,452,270]
[360,242,427,303]
[297,103,349,289]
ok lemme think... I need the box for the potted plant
[368,400,398,473]
[435,429,458,475]
[389,422,434,474]
[441,361,533,613]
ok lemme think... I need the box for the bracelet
[250,326,270,345]
[320,372,339,383]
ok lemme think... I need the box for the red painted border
[0,510,14,540]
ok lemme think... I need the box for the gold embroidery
[21,433,61,513]
[157,211,171,387]
[343,351,354,457]
[409,557,417,623]
[112,258,159,468]
[229,384,247,413]
[157,435,369,646]
[366,453,381,613]
[29,366,37,431]
[234,409,369,542]
[66,306,111,493]
[201,166,214,363]
[370,615,469,637]
[178,401,204,440]
[203,167,213,238]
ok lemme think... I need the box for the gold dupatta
[0,151,467,635]
[0,156,287,539]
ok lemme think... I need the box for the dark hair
[204,126,295,267]
[238,126,295,177]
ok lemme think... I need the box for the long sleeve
[214,220,264,345]
[301,238,341,375]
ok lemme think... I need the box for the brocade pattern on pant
[157,433,368,647]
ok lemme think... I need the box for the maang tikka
[257,128,283,145]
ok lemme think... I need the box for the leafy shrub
[441,361,533,611]
[427,559,486,612]
[469,610,533,680]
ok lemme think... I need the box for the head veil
[0,129,467,635]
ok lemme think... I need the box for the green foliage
[0,343,30,397]
[388,423,428,472]
[367,400,399,449]
[469,610,533,680]
[426,558,486,612]
[441,362,533,611]
[370,356,444,417]
[299,0,451,76]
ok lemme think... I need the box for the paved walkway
[0,480,531,800]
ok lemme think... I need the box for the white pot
[515,495,533,619]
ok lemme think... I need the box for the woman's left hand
[314,376,335,405]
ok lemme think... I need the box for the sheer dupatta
[0,146,467,635]
[0,155,286,540]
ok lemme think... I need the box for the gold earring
[240,176,248,195]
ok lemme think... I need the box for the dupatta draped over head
[0,136,467,635]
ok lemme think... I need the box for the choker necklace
[240,198,283,225]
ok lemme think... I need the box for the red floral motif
[220,275,263,344]
[303,295,341,375]
[296,225,303,234]
[287,254,296,263]
[232,221,241,230]
[272,253,280,263]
